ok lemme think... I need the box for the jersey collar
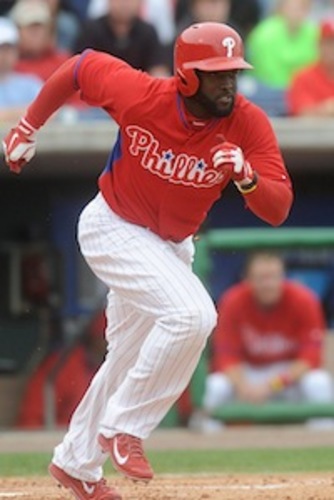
[176,92,219,132]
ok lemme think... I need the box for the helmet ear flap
[176,67,200,97]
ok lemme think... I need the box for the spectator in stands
[10,0,70,81]
[190,252,334,432]
[0,17,42,122]
[44,0,80,52]
[17,310,107,428]
[74,0,169,76]
[288,20,334,117]
[88,0,176,45]
[175,0,261,38]
[176,0,237,35]
[247,0,318,89]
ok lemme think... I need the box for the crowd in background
[0,0,334,121]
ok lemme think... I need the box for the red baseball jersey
[212,281,325,371]
[25,50,292,240]
[288,62,334,115]
[72,51,291,241]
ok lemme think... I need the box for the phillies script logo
[126,125,224,189]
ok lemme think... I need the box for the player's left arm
[212,105,293,226]
[2,50,150,173]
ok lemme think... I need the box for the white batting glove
[211,141,254,183]
[2,118,37,174]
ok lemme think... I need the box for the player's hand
[2,118,37,174]
[236,382,271,404]
[211,141,254,184]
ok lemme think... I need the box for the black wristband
[236,172,258,194]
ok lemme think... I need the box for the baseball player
[191,252,334,433]
[2,22,293,500]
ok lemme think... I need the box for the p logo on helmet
[222,36,236,58]
[174,22,252,97]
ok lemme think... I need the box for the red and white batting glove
[2,118,37,174]
[211,141,255,186]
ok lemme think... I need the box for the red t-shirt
[15,50,70,82]
[212,281,325,371]
[288,62,334,115]
[73,51,291,241]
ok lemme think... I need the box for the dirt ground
[1,473,334,500]
[1,427,334,499]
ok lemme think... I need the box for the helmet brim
[184,56,253,71]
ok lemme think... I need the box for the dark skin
[182,68,253,188]
[183,69,238,119]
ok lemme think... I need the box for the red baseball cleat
[98,433,154,482]
[49,463,122,499]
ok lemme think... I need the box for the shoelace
[130,437,145,459]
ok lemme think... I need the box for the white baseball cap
[10,0,52,27]
[0,17,19,46]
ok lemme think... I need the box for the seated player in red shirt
[17,311,107,429]
[288,20,334,116]
[192,252,334,432]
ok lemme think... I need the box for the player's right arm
[2,50,149,173]
[2,55,80,173]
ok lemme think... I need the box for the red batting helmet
[174,22,252,97]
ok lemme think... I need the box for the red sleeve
[242,176,293,226]
[75,50,153,121]
[212,289,244,372]
[293,288,326,368]
[26,50,152,128]
[287,69,317,116]
[240,102,293,226]
[26,55,80,128]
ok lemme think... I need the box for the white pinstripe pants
[53,193,217,481]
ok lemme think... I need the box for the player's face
[246,258,285,308]
[194,69,238,118]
